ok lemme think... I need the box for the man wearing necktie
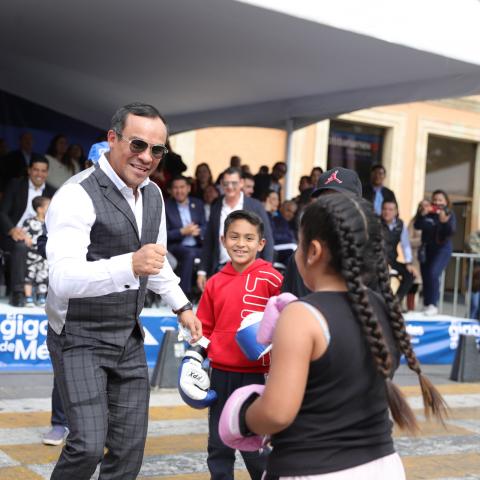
[363,164,397,215]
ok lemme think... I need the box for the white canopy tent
[2,0,480,194]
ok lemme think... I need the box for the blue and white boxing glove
[178,337,217,409]
[236,312,272,361]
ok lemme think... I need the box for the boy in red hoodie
[197,210,282,480]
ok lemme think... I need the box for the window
[425,135,476,198]
[328,121,385,186]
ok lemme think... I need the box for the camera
[430,205,450,216]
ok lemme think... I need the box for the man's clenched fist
[132,243,167,276]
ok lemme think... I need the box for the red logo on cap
[324,170,343,185]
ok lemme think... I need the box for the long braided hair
[300,193,448,434]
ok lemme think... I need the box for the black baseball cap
[311,167,362,198]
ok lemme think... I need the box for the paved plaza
[0,366,479,479]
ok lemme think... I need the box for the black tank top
[266,291,399,476]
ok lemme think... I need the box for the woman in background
[45,134,78,188]
[414,190,456,316]
[65,144,86,171]
[191,162,214,199]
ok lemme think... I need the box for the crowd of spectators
[0,132,460,315]
[0,132,91,306]
[0,153,56,307]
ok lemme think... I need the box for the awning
[1,0,480,133]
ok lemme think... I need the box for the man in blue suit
[166,175,206,298]
[196,167,274,291]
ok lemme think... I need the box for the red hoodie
[197,259,283,373]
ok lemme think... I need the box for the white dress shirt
[218,192,244,264]
[46,154,188,333]
[17,179,45,227]
[177,200,196,247]
[387,219,413,264]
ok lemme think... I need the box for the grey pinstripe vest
[64,165,162,346]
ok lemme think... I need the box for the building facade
[171,95,480,251]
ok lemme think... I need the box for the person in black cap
[310,166,363,198]
[281,167,363,296]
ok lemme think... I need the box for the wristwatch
[172,302,193,315]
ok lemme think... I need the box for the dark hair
[32,196,49,212]
[46,134,67,157]
[371,164,386,173]
[46,134,80,172]
[381,199,398,209]
[169,175,190,188]
[260,189,279,203]
[203,183,220,201]
[282,199,297,208]
[224,210,264,238]
[110,102,168,138]
[195,162,213,180]
[242,172,255,181]
[29,156,49,168]
[273,161,286,170]
[300,194,448,434]
[310,166,323,176]
[223,166,242,178]
[432,189,451,208]
[63,143,86,174]
[65,143,85,161]
[230,155,241,167]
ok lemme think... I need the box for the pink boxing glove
[219,384,265,451]
[257,293,297,345]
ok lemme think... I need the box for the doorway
[425,134,477,290]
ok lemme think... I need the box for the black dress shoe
[9,292,26,307]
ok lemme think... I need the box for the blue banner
[0,311,479,370]
[404,318,480,364]
[0,311,180,371]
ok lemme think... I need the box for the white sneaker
[42,426,69,446]
[423,304,438,316]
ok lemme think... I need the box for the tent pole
[284,118,294,200]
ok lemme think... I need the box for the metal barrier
[439,252,480,317]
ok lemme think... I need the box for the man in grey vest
[45,103,202,479]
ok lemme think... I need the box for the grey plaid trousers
[47,325,150,479]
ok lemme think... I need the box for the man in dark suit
[197,167,274,290]
[362,164,397,215]
[0,156,56,306]
[0,132,44,194]
[166,175,206,298]
[253,161,287,200]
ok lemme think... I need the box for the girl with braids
[233,193,448,479]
